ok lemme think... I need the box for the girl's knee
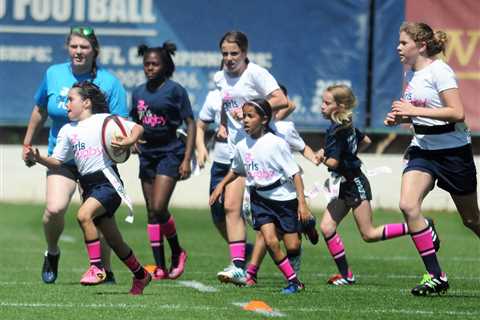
[44,205,67,218]
[263,235,280,250]
[398,199,420,217]
[320,221,336,237]
[76,211,93,226]
[360,231,376,243]
[284,238,301,252]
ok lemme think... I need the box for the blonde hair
[400,22,448,57]
[326,84,356,125]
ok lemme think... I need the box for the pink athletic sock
[411,227,442,276]
[121,250,146,279]
[382,223,408,240]
[147,224,162,247]
[85,239,102,267]
[229,240,246,268]
[246,263,259,277]
[277,257,296,281]
[326,232,345,259]
[161,216,177,239]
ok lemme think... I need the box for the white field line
[1,301,479,317]
[233,302,285,317]
[178,280,218,292]
[59,234,76,243]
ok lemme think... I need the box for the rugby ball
[101,115,131,163]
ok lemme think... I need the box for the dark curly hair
[72,81,108,114]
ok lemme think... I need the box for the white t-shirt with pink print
[214,62,280,155]
[52,113,135,175]
[403,59,470,150]
[231,132,299,201]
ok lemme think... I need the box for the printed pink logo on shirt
[243,152,275,180]
[136,100,167,127]
[404,85,427,107]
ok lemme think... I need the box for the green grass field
[0,202,479,319]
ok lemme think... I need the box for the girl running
[210,99,310,294]
[131,43,195,280]
[214,31,288,282]
[384,22,479,296]
[26,81,150,295]
[22,26,128,284]
[318,84,439,286]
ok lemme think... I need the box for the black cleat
[426,218,441,252]
[41,251,60,284]
[103,270,117,285]
[301,216,319,245]
[411,273,449,296]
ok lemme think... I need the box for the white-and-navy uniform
[213,62,280,154]
[198,89,232,223]
[402,59,476,195]
[231,132,300,233]
[52,113,136,219]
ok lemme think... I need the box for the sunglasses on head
[70,26,95,37]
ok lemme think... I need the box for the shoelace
[419,274,435,287]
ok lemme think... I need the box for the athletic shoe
[301,217,319,245]
[80,265,106,286]
[411,273,449,296]
[103,270,116,285]
[217,265,247,286]
[152,266,169,280]
[282,281,305,294]
[168,250,187,279]
[130,272,152,295]
[327,271,355,286]
[41,251,60,284]
[425,217,441,252]
[245,273,257,287]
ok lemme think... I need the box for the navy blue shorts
[250,189,299,234]
[46,162,80,181]
[339,172,372,208]
[139,150,185,180]
[79,171,122,225]
[404,144,477,195]
[209,161,230,223]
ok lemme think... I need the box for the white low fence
[1,145,478,211]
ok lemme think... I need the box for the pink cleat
[152,267,169,280]
[80,265,106,286]
[130,272,152,295]
[168,250,187,280]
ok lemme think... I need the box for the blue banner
[0,0,371,130]
[370,0,405,130]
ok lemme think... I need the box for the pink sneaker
[168,250,187,279]
[152,266,169,280]
[130,272,152,295]
[80,265,106,286]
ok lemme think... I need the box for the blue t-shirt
[131,79,194,153]
[34,62,128,154]
[324,122,365,177]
